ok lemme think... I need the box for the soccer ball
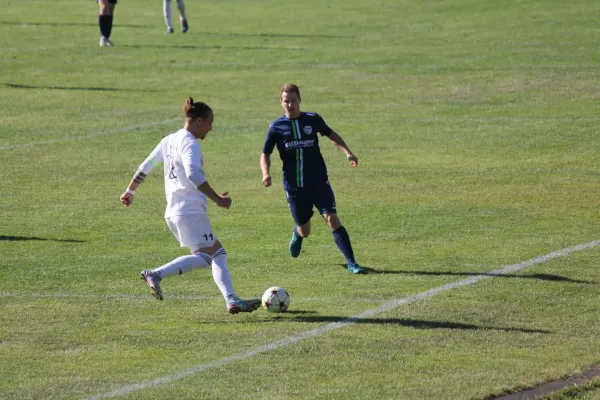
[261,286,290,313]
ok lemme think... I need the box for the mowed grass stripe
[83,240,600,400]
[0,117,179,150]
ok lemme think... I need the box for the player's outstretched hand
[218,192,232,209]
[347,153,358,167]
[120,192,134,208]
[262,174,272,187]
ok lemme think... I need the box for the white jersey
[139,129,208,218]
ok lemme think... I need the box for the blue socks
[293,225,356,264]
[333,226,355,264]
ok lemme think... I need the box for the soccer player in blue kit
[260,83,367,274]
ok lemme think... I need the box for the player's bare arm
[260,153,272,187]
[120,169,146,207]
[328,131,358,167]
[198,181,231,209]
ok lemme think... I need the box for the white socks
[154,253,212,278]
[152,247,236,302]
[211,248,236,302]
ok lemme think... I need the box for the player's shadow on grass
[277,310,317,315]
[340,265,596,284]
[291,316,551,334]
[3,83,157,93]
[0,235,85,243]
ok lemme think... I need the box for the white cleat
[99,36,113,47]
[140,270,163,300]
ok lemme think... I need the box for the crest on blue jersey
[303,126,313,135]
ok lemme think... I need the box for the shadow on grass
[277,310,317,315]
[341,265,596,284]
[0,22,353,39]
[0,21,151,28]
[0,235,85,243]
[289,315,551,334]
[2,83,157,92]
[208,32,353,39]
[121,44,304,51]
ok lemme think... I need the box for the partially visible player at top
[260,83,367,274]
[120,97,261,314]
[163,0,189,34]
[97,0,117,47]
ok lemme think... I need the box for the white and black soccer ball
[261,286,290,313]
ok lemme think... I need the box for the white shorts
[166,214,217,249]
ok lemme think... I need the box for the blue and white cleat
[227,298,261,314]
[347,262,367,274]
[289,231,303,258]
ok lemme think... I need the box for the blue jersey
[262,112,333,190]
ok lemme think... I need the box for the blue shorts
[285,182,337,226]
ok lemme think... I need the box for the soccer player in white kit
[163,0,189,34]
[119,97,261,314]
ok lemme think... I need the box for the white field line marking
[0,118,179,150]
[0,292,379,303]
[83,240,600,400]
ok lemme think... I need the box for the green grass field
[1,0,600,399]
